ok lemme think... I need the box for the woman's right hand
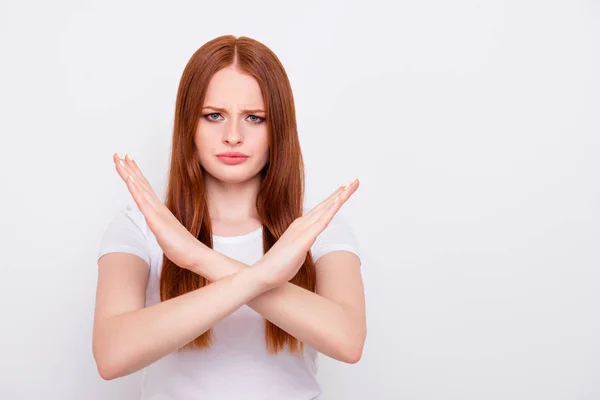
[113,152,208,274]
[253,178,360,289]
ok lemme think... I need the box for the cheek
[195,124,219,153]
[256,129,269,153]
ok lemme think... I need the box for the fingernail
[119,159,126,168]
[343,178,356,189]
[117,152,123,160]
[126,153,134,161]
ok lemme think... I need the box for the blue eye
[205,113,221,121]
[247,115,265,123]
[203,113,264,123]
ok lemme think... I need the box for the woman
[94,35,365,400]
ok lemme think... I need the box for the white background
[1,0,599,399]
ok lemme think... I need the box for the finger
[114,153,149,191]
[126,174,159,220]
[114,153,161,208]
[114,154,137,190]
[113,152,130,181]
[303,199,341,241]
[114,157,161,214]
[306,178,358,224]
[124,154,165,208]
[304,180,352,222]
[127,170,181,233]
[124,153,152,188]
[305,193,347,238]
[334,178,360,205]
[311,178,359,229]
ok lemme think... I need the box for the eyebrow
[202,105,266,114]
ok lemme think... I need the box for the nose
[223,121,243,146]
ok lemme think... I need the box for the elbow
[94,352,122,381]
[342,343,364,364]
[340,331,366,364]
[93,343,124,381]
[97,361,118,381]
[93,321,134,380]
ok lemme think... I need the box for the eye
[204,112,222,121]
[247,115,265,123]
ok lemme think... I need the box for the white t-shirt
[96,201,361,400]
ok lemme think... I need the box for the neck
[203,172,261,223]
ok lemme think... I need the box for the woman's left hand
[253,178,359,289]
[112,153,205,273]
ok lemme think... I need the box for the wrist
[188,243,214,278]
[233,265,273,297]
[211,252,246,281]
[246,264,276,294]
[190,244,246,281]
[251,259,280,292]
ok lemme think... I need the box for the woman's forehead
[204,67,264,109]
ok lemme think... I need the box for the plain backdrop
[0,0,599,399]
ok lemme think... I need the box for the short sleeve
[310,212,361,265]
[96,202,151,266]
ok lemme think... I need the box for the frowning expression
[195,65,269,184]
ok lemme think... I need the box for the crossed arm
[93,153,366,380]
[194,246,366,363]
[94,248,365,380]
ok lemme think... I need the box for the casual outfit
[97,200,361,400]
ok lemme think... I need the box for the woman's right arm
[92,252,268,381]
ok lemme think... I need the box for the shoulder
[97,200,154,266]
[303,207,361,264]
[112,200,154,241]
[123,201,152,236]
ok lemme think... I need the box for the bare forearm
[94,268,266,380]
[195,251,364,363]
[249,279,364,363]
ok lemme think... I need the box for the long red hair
[160,35,315,355]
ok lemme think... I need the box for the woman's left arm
[194,248,366,364]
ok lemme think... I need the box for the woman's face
[195,65,269,184]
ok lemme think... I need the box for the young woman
[93,35,365,400]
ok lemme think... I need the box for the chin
[203,166,258,184]
[216,174,254,184]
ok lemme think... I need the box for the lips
[217,152,248,158]
[216,152,249,165]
